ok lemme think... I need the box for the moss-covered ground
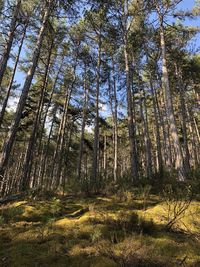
[0,193,200,267]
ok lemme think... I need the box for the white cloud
[7,96,19,112]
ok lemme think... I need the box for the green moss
[0,195,200,266]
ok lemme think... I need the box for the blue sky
[180,0,196,9]
[9,0,200,111]
[177,0,200,50]
[177,0,199,27]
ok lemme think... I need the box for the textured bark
[40,105,58,189]
[143,91,153,178]
[21,39,54,191]
[32,54,63,187]
[50,86,71,187]
[175,65,191,173]
[136,65,152,178]
[0,0,21,89]
[0,2,52,179]
[77,66,89,181]
[123,0,138,180]
[55,70,77,187]
[112,58,118,182]
[50,65,77,188]
[149,78,163,175]
[159,86,173,169]
[158,9,185,180]
[124,40,138,180]
[91,36,101,185]
[0,19,28,128]
[186,103,200,166]
[103,135,107,178]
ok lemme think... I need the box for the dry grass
[0,194,200,266]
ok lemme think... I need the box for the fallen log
[0,194,23,205]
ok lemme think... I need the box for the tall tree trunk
[32,56,64,186]
[40,105,58,189]
[143,91,153,178]
[0,0,21,89]
[159,84,173,169]
[21,39,54,191]
[77,65,89,181]
[136,63,152,179]
[55,68,77,187]
[60,120,74,190]
[0,19,28,128]
[112,57,118,182]
[91,35,101,186]
[186,103,200,166]
[158,11,185,180]
[103,134,107,179]
[149,78,163,175]
[50,80,74,188]
[0,1,52,180]
[123,0,138,180]
[124,39,138,180]
[175,64,190,173]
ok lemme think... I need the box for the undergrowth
[0,183,200,267]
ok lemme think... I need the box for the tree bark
[0,1,52,180]
[123,0,138,180]
[0,0,21,90]
[77,65,89,181]
[112,57,118,182]
[0,19,28,128]
[175,65,190,173]
[21,39,54,191]
[91,35,101,186]
[149,78,163,175]
[158,10,185,180]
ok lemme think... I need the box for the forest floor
[0,192,200,267]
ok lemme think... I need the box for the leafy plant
[91,228,102,243]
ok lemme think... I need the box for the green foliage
[0,215,4,226]
[0,195,200,266]
[91,228,102,243]
[1,206,24,223]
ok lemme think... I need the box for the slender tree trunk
[136,63,152,179]
[186,103,200,166]
[158,14,185,180]
[40,107,57,188]
[122,0,138,180]
[61,121,74,190]
[0,0,21,89]
[21,39,53,191]
[33,56,63,185]
[124,39,138,180]
[77,65,89,181]
[159,85,173,169]
[143,91,153,178]
[112,57,118,182]
[103,134,107,178]
[91,36,101,186]
[50,84,72,187]
[0,19,28,128]
[149,78,163,175]
[0,2,52,179]
[55,70,77,186]
[175,65,190,173]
